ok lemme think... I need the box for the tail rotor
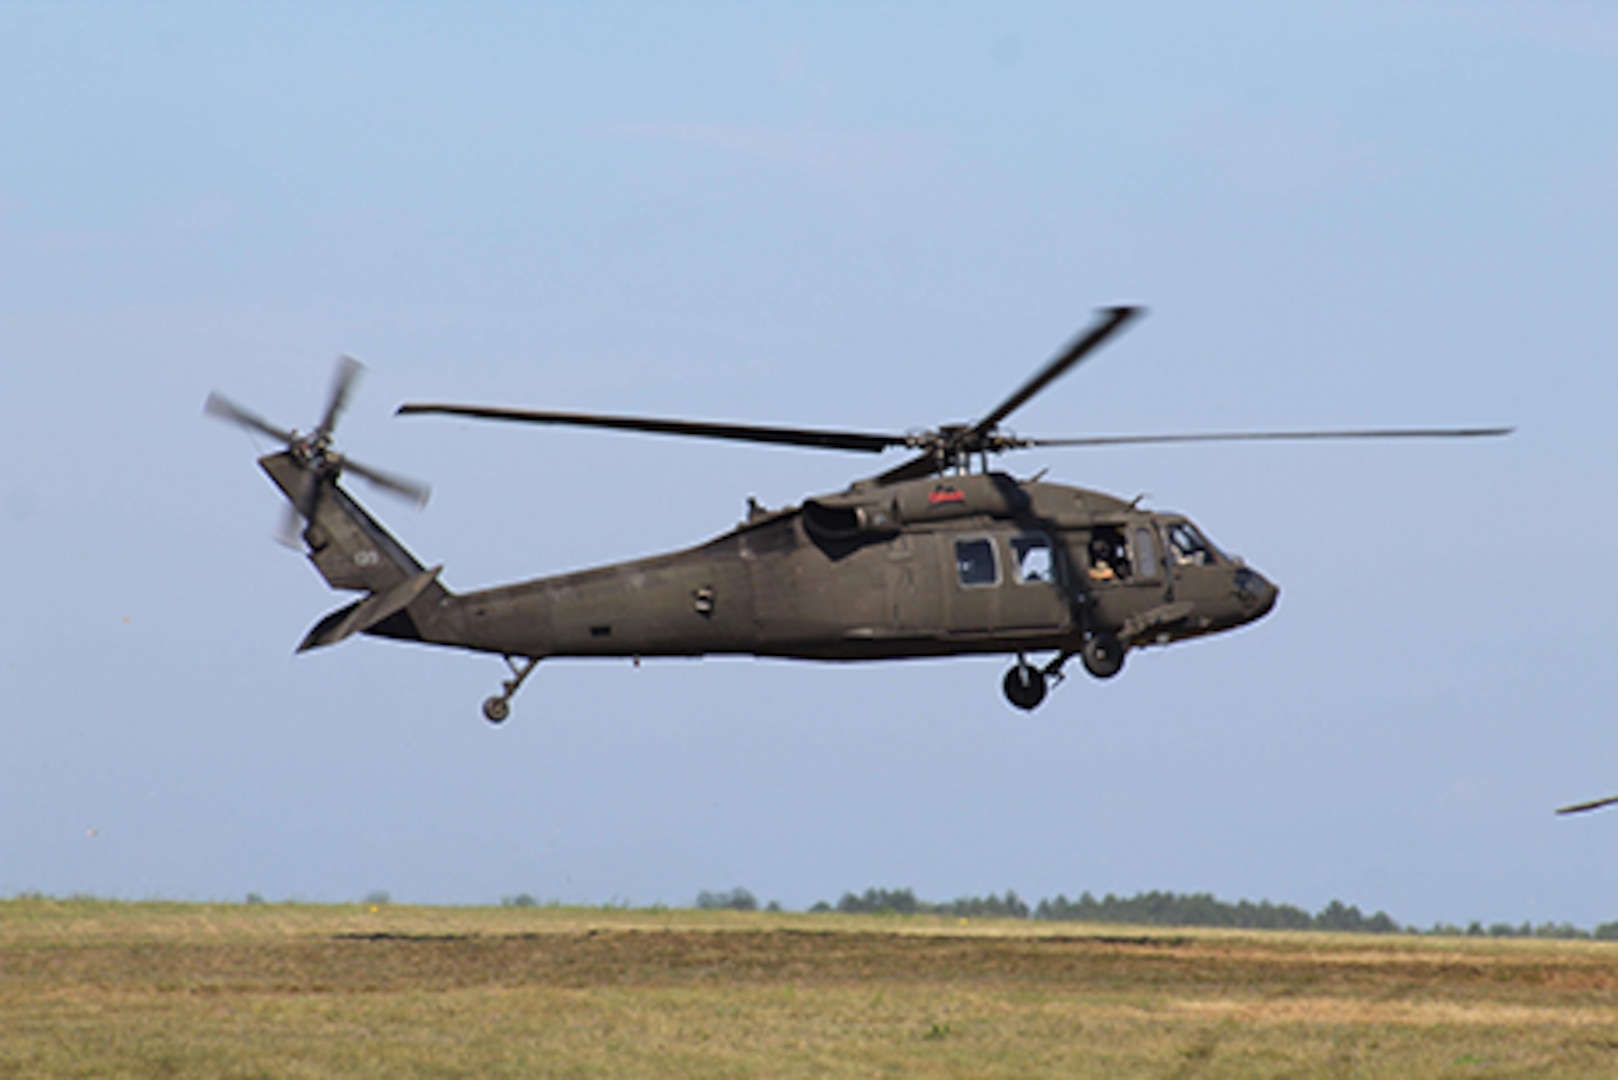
[206,356,430,546]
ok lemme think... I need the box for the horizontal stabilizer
[298,565,443,652]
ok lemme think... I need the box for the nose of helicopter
[1235,566,1280,621]
[1254,573,1279,617]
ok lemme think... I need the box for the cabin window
[1011,533,1056,584]
[1133,527,1160,579]
[1166,521,1217,566]
[955,537,999,587]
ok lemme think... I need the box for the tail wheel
[480,655,539,725]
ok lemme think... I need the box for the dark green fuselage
[319,467,1277,664]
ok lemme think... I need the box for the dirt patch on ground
[9,925,1616,1008]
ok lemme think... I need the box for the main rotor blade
[342,456,432,507]
[397,403,906,454]
[971,306,1142,440]
[1024,426,1514,449]
[1557,794,1618,816]
[315,356,363,441]
[204,392,296,445]
[876,451,946,486]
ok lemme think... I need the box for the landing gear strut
[483,655,539,724]
[1002,651,1078,711]
[1001,636,1128,711]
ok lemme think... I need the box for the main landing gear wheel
[1003,662,1048,711]
[482,696,511,724]
[1082,633,1126,679]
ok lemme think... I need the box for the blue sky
[3,3,1616,928]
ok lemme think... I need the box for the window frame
[1132,525,1161,580]
[1009,531,1061,586]
[953,535,1002,589]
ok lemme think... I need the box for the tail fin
[259,450,450,650]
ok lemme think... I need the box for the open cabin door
[1083,519,1170,629]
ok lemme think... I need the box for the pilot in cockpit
[1166,521,1218,567]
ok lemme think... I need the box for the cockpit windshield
[1166,520,1221,567]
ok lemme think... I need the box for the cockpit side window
[954,537,1000,587]
[1010,533,1058,584]
[1167,521,1218,567]
[1133,527,1160,579]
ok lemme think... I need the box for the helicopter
[206,305,1509,722]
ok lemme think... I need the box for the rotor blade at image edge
[971,305,1143,437]
[1025,426,1515,448]
[1556,794,1618,816]
[396,404,905,454]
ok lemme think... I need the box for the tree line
[691,885,1618,940]
[798,886,1400,931]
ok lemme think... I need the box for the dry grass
[3,899,1617,1077]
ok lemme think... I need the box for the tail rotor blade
[273,502,304,549]
[315,356,363,441]
[204,392,296,445]
[274,469,321,548]
[343,457,431,507]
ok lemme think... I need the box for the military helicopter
[207,306,1508,722]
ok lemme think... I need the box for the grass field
[3,898,1617,1077]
